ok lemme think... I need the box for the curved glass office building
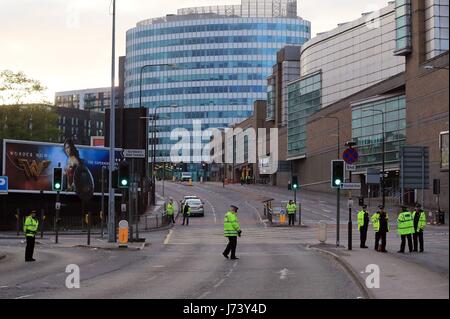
[125,0,310,180]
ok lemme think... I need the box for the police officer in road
[286,200,297,226]
[24,210,39,262]
[397,205,414,253]
[166,198,175,224]
[182,202,191,226]
[223,205,241,260]
[413,203,426,252]
[357,204,369,248]
[372,205,389,252]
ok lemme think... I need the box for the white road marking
[164,229,174,245]
[278,268,290,280]
[213,278,226,288]
[145,275,158,282]
[245,201,267,228]
[203,198,217,224]
[0,286,8,289]
[152,265,165,268]
[15,294,33,299]
[197,291,211,299]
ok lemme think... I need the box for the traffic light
[331,160,345,188]
[292,176,299,190]
[118,162,129,189]
[53,167,62,191]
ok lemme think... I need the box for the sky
[0,0,391,102]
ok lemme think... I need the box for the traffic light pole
[348,171,352,251]
[336,188,340,247]
[55,189,60,244]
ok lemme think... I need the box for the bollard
[318,221,327,243]
[188,178,193,186]
[118,220,129,248]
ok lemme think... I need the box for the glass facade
[287,72,321,158]
[266,76,276,121]
[352,95,406,168]
[55,87,119,113]
[125,0,311,165]
[394,0,412,55]
[424,0,450,60]
[300,2,404,109]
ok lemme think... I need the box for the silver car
[184,198,204,217]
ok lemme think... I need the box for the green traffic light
[54,183,61,190]
[293,184,298,189]
[121,179,128,186]
[335,179,341,186]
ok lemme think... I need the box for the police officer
[357,204,369,248]
[182,202,191,226]
[24,210,39,262]
[397,205,414,253]
[166,199,175,224]
[223,205,241,260]
[413,203,426,252]
[372,205,389,252]
[286,200,297,226]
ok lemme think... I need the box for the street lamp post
[321,116,341,247]
[363,109,385,207]
[138,63,177,206]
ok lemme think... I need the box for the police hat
[377,205,384,209]
[401,205,408,210]
[30,210,37,214]
[230,205,239,211]
[362,204,367,209]
[415,203,422,208]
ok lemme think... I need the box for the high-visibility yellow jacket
[397,211,415,235]
[413,210,427,232]
[166,203,175,216]
[357,210,369,230]
[286,203,297,215]
[23,216,39,237]
[224,211,240,237]
[371,212,390,232]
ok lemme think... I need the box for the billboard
[2,139,123,194]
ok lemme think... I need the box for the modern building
[55,107,105,145]
[267,46,301,127]
[287,1,405,161]
[284,0,448,215]
[124,0,311,181]
[55,87,120,113]
[55,57,126,113]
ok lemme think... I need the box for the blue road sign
[0,176,8,193]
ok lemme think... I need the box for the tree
[0,70,48,105]
[0,104,59,142]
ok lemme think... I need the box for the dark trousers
[182,215,189,225]
[374,232,387,251]
[413,231,424,252]
[223,236,237,258]
[360,226,368,247]
[288,214,295,226]
[168,214,175,224]
[400,234,413,252]
[25,236,35,261]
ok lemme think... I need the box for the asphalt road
[0,182,367,299]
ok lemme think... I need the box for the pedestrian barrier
[318,221,327,243]
[118,220,129,247]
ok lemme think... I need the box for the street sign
[341,183,361,190]
[0,176,8,194]
[366,168,380,184]
[123,149,146,158]
[343,148,359,165]
[346,164,356,171]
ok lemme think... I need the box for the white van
[181,172,192,182]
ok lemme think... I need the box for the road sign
[0,176,8,194]
[341,183,361,190]
[346,164,356,171]
[343,148,359,165]
[123,149,145,158]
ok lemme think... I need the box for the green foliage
[0,70,47,105]
[0,104,59,142]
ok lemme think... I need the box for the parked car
[181,197,205,217]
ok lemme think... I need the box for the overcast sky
[0,0,391,101]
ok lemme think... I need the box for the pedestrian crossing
[165,225,319,245]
